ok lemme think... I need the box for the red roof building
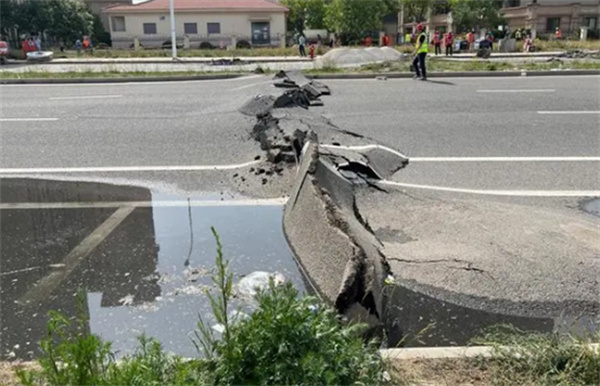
[104,0,288,49]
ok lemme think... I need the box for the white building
[103,0,288,49]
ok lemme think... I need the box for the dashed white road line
[477,89,555,93]
[0,118,59,122]
[0,160,260,174]
[49,94,123,100]
[0,198,288,210]
[538,111,600,115]
[378,180,600,197]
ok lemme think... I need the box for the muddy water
[0,179,305,360]
[582,198,600,217]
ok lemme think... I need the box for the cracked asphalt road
[1,75,598,321]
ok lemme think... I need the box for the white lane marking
[0,160,260,174]
[0,118,58,122]
[231,80,272,91]
[0,198,288,210]
[538,111,600,115]
[49,94,123,100]
[378,180,600,197]
[19,206,135,305]
[0,75,263,88]
[322,144,600,163]
[410,156,600,162]
[320,144,409,159]
[477,89,555,93]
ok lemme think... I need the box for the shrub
[199,42,215,50]
[474,325,600,386]
[236,40,252,49]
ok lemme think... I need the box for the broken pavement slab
[283,133,409,339]
[355,187,600,341]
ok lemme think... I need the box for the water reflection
[0,179,304,360]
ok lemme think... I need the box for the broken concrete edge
[308,69,600,80]
[3,68,597,85]
[380,343,600,361]
[0,73,245,84]
[283,134,392,339]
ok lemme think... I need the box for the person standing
[467,30,474,51]
[444,31,453,56]
[35,35,42,52]
[298,34,306,57]
[75,38,82,56]
[555,27,562,40]
[412,24,428,81]
[433,30,441,55]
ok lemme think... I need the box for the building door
[251,22,270,45]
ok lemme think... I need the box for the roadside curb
[310,69,600,79]
[0,73,244,84]
[43,57,312,65]
[2,69,597,84]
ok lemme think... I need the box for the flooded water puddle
[582,198,600,217]
[0,178,304,360]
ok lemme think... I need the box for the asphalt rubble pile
[237,71,411,342]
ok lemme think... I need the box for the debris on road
[236,271,285,298]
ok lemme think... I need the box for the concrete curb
[310,69,600,80]
[380,343,600,361]
[2,69,597,84]
[0,73,244,84]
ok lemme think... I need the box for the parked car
[0,41,8,64]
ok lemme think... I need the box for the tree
[449,0,504,31]
[324,0,387,44]
[0,0,93,45]
[281,0,326,34]
[400,0,434,23]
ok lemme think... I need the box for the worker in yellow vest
[412,24,428,81]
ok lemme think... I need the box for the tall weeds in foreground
[194,227,386,385]
[16,228,386,385]
[474,325,600,386]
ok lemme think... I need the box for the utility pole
[169,0,177,59]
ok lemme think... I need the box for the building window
[111,16,126,32]
[184,23,198,34]
[585,17,597,29]
[504,0,520,7]
[546,17,560,32]
[143,23,157,35]
[207,23,221,35]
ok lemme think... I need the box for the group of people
[430,30,456,55]
[21,36,42,55]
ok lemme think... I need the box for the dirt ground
[388,358,494,386]
[0,361,38,386]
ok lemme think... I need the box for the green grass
[53,47,307,59]
[473,325,600,386]
[347,58,600,74]
[16,228,386,386]
[0,70,248,79]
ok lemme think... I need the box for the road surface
[1,74,598,195]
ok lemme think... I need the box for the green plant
[192,227,386,385]
[474,325,600,386]
[17,291,114,386]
